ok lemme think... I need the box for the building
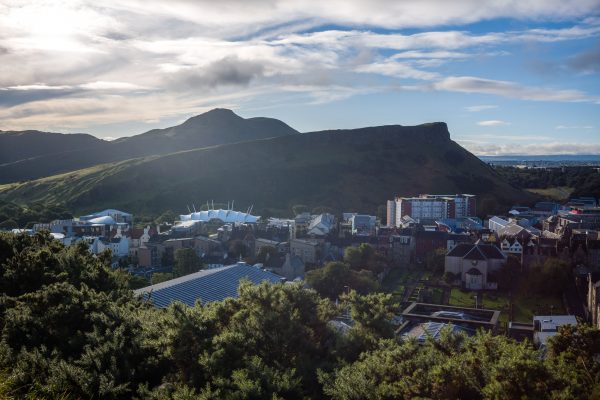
[400,302,501,333]
[254,238,285,256]
[390,234,414,265]
[386,200,396,227]
[269,253,305,281]
[533,315,578,348]
[532,202,562,218]
[444,241,506,290]
[97,236,129,257]
[307,213,335,236]
[488,216,510,233]
[388,194,476,226]
[80,209,133,225]
[290,238,321,265]
[400,321,476,343]
[179,208,260,224]
[414,230,448,261]
[136,262,284,308]
[349,214,376,236]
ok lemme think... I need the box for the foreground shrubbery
[0,231,599,399]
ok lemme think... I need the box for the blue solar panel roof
[135,262,284,308]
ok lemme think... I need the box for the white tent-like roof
[179,209,259,224]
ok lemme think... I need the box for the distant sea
[479,154,600,167]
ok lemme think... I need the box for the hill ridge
[0,122,531,217]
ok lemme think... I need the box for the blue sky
[0,0,599,155]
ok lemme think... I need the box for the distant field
[525,186,573,201]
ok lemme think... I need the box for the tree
[156,210,177,224]
[256,245,278,266]
[443,271,457,284]
[546,324,600,399]
[292,204,310,215]
[528,258,570,296]
[173,248,201,277]
[425,247,446,274]
[339,291,398,356]
[151,272,174,284]
[0,231,163,399]
[322,331,563,400]
[344,243,385,274]
[152,281,337,399]
[344,247,362,269]
[495,255,520,291]
[306,262,379,299]
[0,218,17,230]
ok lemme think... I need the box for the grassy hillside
[0,109,297,184]
[0,123,534,218]
[0,130,105,165]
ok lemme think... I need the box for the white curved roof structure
[88,215,116,225]
[179,209,259,224]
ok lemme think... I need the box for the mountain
[0,130,106,165]
[0,122,533,217]
[0,109,298,183]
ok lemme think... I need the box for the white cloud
[465,104,498,112]
[79,81,149,90]
[355,60,440,80]
[3,84,72,91]
[434,76,598,103]
[99,0,600,33]
[555,124,594,129]
[477,120,510,126]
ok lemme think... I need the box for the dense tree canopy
[306,261,379,299]
[173,248,202,277]
[0,232,598,399]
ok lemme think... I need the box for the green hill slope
[0,130,106,165]
[0,123,532,217]
[0,109,298,183]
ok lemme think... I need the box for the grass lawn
[449,288,566,323]
[512,292,565,322]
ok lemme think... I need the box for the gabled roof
[464,246,486,261]
[135,263,283,308]
[446,243,473,257]
[447,242,504,260]
[478,244,505,259]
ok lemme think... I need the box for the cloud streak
[477,120,510,126]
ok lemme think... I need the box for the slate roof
[447,242,504,260]
[464,246,487,261]
[136,263,284,308]
[446,243,473,257]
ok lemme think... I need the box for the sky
[0,0,599,155]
